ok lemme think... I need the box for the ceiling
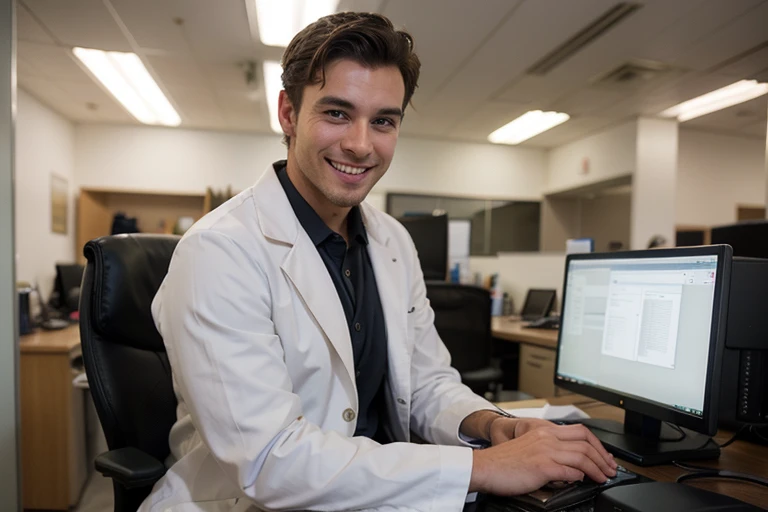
[16,0,768,148]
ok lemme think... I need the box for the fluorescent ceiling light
[263,61,283,134]
[488,110,570,145]
[253,0,339,47]
[73,47,181,127]
[659,79,768,122]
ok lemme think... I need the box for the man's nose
[341,120,373,158]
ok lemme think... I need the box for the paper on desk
[502,403,590,421]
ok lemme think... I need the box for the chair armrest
[94,447,167,489]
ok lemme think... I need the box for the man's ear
[278,90,297,138]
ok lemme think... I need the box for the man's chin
[327,192,368,209]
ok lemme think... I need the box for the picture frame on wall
[51,173,68,234]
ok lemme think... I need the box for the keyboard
[481,465,644,512]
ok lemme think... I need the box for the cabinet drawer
[519,344,556,398]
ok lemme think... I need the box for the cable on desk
[673,461,768,489]
[718,424,749,448]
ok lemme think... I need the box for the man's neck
[285,157,351,240]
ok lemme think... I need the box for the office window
[386,193,540,255]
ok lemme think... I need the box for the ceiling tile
[381,0,520,100]
[17,2,56,44]
[676,1,768,71]
[22,0,133,51]
[18,41,93,82]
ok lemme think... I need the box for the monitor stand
[580,410,720,466]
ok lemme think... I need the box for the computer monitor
[554,245,733,465]
[711,220,768,258]
[521,289,556,321]
[399,214,448,281]
[55,263,84,312]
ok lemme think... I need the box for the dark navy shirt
[275,162,388,439]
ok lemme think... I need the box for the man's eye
[327,110,345,119]
[374,118,395,127]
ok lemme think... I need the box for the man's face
[278,59,405,212]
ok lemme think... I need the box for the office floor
[75,472,113,512]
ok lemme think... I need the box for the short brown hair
[280,12,420,146]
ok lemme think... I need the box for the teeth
[329,160,367,175]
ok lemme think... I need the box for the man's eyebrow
[316,96,403,118]
[316,96,355,110]
[377,107,404,118]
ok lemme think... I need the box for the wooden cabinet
[76,188,207,263]
[518,343,557,398]
[19,326,87,510]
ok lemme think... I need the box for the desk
[491,317,560,397]
[499,395,768,509]
[19,325,87,510]
[491,317,558,349]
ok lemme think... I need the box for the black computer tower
[719,257,768,439]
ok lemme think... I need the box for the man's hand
[469,423,618,497]
[459,409,556,445]
[488,416,555,445]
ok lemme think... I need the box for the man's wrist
[460,409,512,442]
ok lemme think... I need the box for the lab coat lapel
[253,166,357,394]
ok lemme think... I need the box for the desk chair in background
[80,234,180,512]
[425,282,503,400]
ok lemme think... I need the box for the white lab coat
[141,164,496,512]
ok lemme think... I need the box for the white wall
[383,137,546,200]
[677,129,766,227]
[470,253,566,313]
[15,89,76,300]
[74,125,548,200]
[546,121,637,194]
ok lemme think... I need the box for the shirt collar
[275,160,368,247]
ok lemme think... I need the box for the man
[144,12,616,512]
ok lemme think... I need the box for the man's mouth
[326,158,370,175]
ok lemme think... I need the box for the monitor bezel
[553,245,732,436]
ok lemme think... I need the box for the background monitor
[55,263,84,312]
[521,289,556,320]
[399,214,448,281]
[711,221,768,258]
[553,245,732,465]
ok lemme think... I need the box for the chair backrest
[80,234,180,466]
[425,282,491,373]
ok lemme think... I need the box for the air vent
[593,59,673,86]
[527,2,642,76]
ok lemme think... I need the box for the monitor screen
[522,289,556,320]
[554,245,732,465]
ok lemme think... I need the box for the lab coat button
[396,398,406,405]
[342,408,356,422]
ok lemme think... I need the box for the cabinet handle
[530,353,552,362]
[526,361,543,369]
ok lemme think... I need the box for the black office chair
[425,282,503,399]
[80,234,180,512]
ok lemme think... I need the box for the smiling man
[144,12,616,512]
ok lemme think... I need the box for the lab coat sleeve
[153,230,473,512]
[400,231,500,446]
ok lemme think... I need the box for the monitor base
[581,418,720,466]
